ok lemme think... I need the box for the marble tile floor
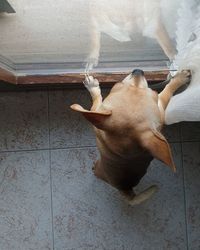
[0,89,200,250]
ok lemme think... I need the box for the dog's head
[71,71,175,172]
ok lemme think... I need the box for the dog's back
[93,81,162,189]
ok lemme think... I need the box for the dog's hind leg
[84,75,102,111]
[92,160,109,183]
[155,20,176,61]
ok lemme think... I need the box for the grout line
[180,142,189,250]
[181,140,200,142]
[49,149,55,250]
[0,148,50,154]
[49,145,97,151]
[168,140,185,143]
[47,89,55,250]
[179,140,200,143]
[0,140,199,155]
[0,145,97,154]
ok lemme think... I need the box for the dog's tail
[128,185,158,206]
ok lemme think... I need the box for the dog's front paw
[83,75,101,94]
[83,75,100,92]
[174,70,192,85]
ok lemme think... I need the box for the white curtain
[165,0,200,124]
[86,0,200,125]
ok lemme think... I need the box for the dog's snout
[132,69,144,76]
[123,69,147,87]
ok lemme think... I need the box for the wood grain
[0,66,169,86]
[0,67,17,84]
[17,71,169,85]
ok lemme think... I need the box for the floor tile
[0,150,53,250]
[163,123,181,142]
[49,89,96,148]
[182,142,200,250]
[0,91,49,151]
[181,122,200,142]
[51,144,186,250]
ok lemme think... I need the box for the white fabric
[165,0,200,124]
[89,0,179,41]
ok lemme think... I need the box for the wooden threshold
[0,67,17,84]
[0,66,169,86]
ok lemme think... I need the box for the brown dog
[71,70,191,205]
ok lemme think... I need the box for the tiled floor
[0,89,200,250]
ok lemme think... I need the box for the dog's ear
[70,104,112,130]
[141,131,176,172]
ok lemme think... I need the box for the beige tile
[182,142,200,250]
[51,144,187,250]
[181,122,200,142]
[0,91,49,151]
[0,150,53,250]
[163,123,181,142]
[49,89,96,148]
